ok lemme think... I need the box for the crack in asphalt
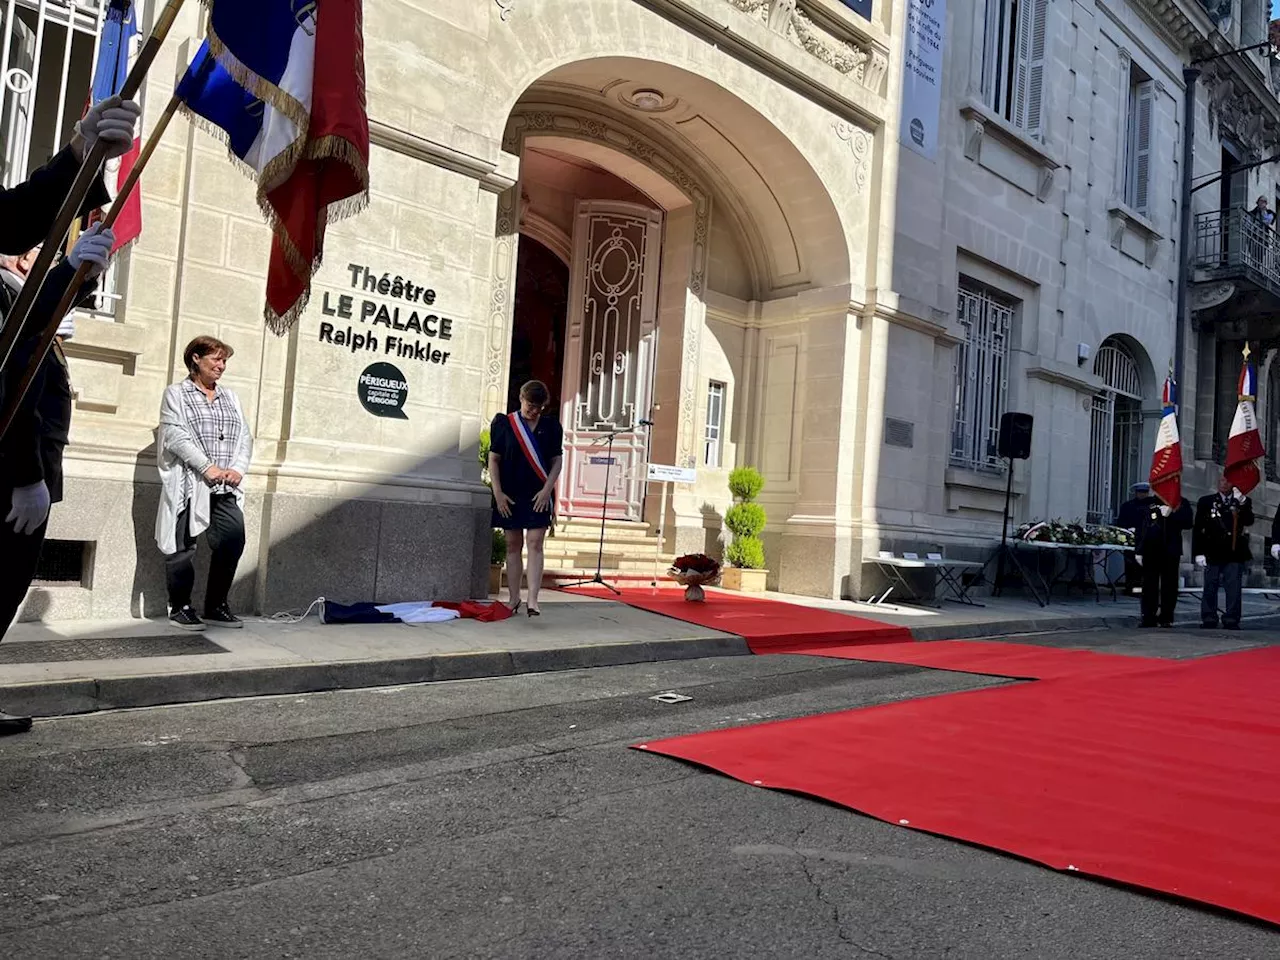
[789,827,898,960]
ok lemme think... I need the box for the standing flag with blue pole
[1149,371,1183,509]
[85,0,143,252]
[174,0,369,333]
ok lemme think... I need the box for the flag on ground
[1149,374,1183,509]
[1223,349,1264,495]
[87,0,142,253]
[174,0,369,333]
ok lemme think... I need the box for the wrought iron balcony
[1193,208,1280,289]
[1191,208,1280,339]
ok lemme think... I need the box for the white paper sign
[900,0,946,160]
[647,463,697,484]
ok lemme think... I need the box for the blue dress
[490,412,563,530]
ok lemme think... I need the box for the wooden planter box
[722,567,768,593]
[488,564,505,596]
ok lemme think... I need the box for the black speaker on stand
[993,412,1033,597]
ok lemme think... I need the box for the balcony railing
[1192,208,1280,295]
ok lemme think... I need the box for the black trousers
[0,500,46,642]
[1140,554,1181,625]
[165,495,245,614]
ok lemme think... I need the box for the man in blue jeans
[1193,476,1254,630]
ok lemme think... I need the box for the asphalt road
[2,628,1278,960]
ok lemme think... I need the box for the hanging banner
[835,0,873,21]
[900,0,946,160]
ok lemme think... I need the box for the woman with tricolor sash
[488,380,563,616]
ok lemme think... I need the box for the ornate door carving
[558,201,662,521]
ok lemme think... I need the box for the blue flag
[90,0,136,105]
[174,41,264,163]
[204,0,311,94]
[174,0,316,184]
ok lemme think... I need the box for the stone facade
[16,0,1280,620]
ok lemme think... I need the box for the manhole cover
[0,635,227,664]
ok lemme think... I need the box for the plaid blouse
[180,377,242,496]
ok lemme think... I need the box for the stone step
[543,554,675,573]
[551,524,660,543]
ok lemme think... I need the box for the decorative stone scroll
[725,0,888,93]
[494,0,518,21]
[832,119,873,192]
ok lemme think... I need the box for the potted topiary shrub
[480,429,506,596]
[722,466,768,592]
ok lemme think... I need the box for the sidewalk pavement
[2,588,1277,718]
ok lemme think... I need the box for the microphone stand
[563,427,623,595]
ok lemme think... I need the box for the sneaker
[203,603,243,629]
[169,606,206,631]
[0,711,33,736]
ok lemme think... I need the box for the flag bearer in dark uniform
[1115,481,1153,596]
[1193,477,1254,630]
[0,94,140,736]
[1134,496,1193,628]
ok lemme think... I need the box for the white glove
[1159,505,1172,517]
[68,223,115,279]
[1271,544,1279,560]
[1232,488,1246,502]
[1195,555,1207,568]
[6,481,51,535]
[75,95,141,160]
[1135,555,1143,566]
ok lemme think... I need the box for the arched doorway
[1088,338,1145,523]
[486,53,857,591]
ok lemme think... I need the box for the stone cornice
[1025,360,1104,395]
[1134,0,1214,50]
[369,120,517,193]
[629,0,887,131]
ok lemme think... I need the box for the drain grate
[0,635,227,664]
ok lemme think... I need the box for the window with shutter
[1125,80,1154,215]
[1020,0,1049,135]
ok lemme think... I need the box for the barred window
[1,0,134,317]
[1087,339,1144,524]
[951,279,1014,472]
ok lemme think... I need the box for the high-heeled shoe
[527,606,541,617]
[507,600,522,615]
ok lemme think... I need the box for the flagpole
[0,94,181,443]
[0,0,186,382]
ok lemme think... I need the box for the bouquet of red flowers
[669,553,721,601]
[671,553,721,576]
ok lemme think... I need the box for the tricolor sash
[508,413,548,482]
[508,412,556,533]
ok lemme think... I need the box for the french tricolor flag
[87,0,142,252]
[175,0,369,332]
[1149,375,1183,509]
[1224,353,1264,495]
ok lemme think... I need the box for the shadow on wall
[121,438,491,619]
[697,501,725,558]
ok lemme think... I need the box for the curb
[6,609,1277,718]
[908,613,1141,641]
[0,635,752,719]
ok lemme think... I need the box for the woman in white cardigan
[156,335,253,630]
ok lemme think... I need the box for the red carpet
[559,586,910,648]
[767,638,1168,680]
[638,646,1280,926]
